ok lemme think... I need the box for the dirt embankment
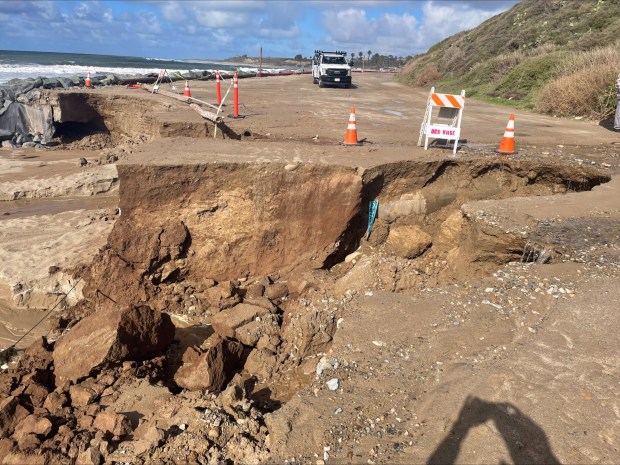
[1,73,619,464]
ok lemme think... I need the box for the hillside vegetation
[398,0,620,120]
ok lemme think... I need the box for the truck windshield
[323,56,346,65]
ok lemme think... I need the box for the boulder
[53,305,175,384]
[174,335,243,392]
[211,303,272,339]
[13,415,52,440]
[385,225,432,259]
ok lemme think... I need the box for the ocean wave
[0,64,212,84]
[0,62,295,85]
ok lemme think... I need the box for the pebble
[326,378,339,391]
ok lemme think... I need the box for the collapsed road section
[0,129,611,464]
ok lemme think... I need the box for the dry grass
[413,65,442,87]
[535,45,620,119]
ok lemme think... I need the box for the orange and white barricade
[418,87,465,155]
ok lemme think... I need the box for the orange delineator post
[233,71,239,117]
[216,70,221,105]
[496,114,516,154]
[343,107,360,145]
[184,80,191,97]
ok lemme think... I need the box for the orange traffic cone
[85,71,92,88]
[343,107,361,145]
[184,80,191,97]
[496,114,516,154]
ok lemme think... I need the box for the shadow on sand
[427,395,561,465]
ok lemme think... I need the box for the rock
[2,451,47,465]
[79,157,88,166]
[245,282,265,298]
[234,314,279,347]
[281,309,336,359]
[256,334,281,353]
[242,296,276,312]
[234,320,265,346]
[22,383,48,408]
[244,348,277,380]
[211,303,272,339]
[69,385,97,408]
[13,415,52,440]
[326,378,339,391]
[1,140,12,148]
[0,397,29,439]
[173,335,243,392]
[42,139,60,147]
[435,210,464,250]
[132,421,166,455]
[93,411,132,438]
[76,447,103,465]
[265,283,289,301]
[0,438,15,463]
[43,392,67,416]
[385,225,432,259]
[53,305,175,384]
[315,357,337,375]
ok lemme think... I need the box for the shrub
[413,65,442,87]
[535,62,619,119]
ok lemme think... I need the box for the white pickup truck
[312,50,352,88]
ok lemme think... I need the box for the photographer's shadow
[427,396,561,465]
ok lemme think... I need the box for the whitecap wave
[0,63,296,84]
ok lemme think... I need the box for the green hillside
[398,0,620,120]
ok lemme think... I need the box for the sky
[0,0,519,60]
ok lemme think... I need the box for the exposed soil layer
[1,73,619,464]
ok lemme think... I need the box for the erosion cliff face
[80,152,609,312]
[96,161,361,291]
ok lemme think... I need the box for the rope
[4,277,82,352]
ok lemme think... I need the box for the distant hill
[398,0,620,120]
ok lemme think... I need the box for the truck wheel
[313,77,318,84]
[318,79,324,88]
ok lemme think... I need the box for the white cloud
[320,1,509,57]
[0,0,516,59]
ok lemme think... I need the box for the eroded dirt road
[0,72,619,464]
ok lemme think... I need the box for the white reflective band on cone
[347,124,356,129]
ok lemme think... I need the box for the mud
[0,73,619,464]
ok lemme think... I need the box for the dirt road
[0,72,619,464]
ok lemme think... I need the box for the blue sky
[0,1,518,59]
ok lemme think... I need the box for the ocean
[0,49,275,84]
